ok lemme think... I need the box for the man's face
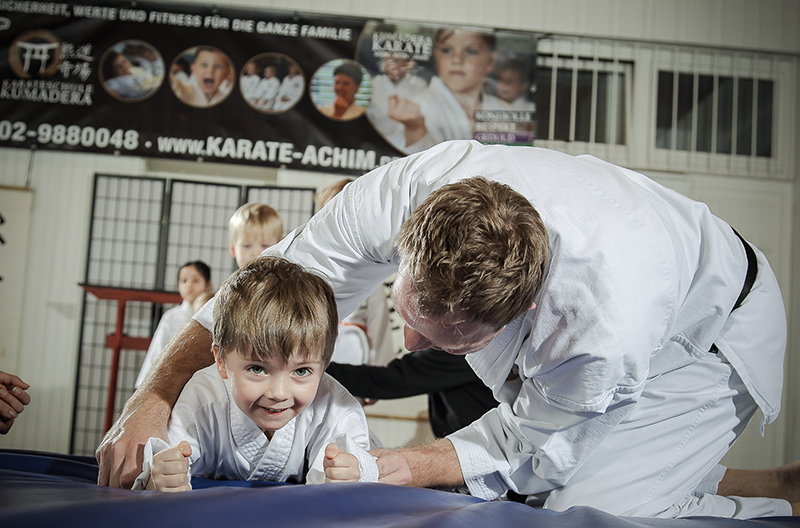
[191,50,229,99]
[333,73,359,105]
[391,271,502,355]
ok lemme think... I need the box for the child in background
[255,64,280,111]
[314,179,394,367]
[240,60,262,105]
[273,63,305,111]
[495,57,535,111]
[229,202,284,269]
[134,256,378,490]
[135,261,212,388]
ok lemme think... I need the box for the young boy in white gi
[133,256,378,491]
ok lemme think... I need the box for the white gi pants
[544,249,791,519]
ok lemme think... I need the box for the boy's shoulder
[308,373,362,415]
[176,365,229,407]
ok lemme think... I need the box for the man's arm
[95,320,213,488]
[373,438,465,489]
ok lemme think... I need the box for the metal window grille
[535,38,632,145]
[656,70,774,158]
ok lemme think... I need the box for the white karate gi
[509,95,535,112]
[404,77,514,153]
[367,73,428,149]
[135,300,193,388]
[332,288,395,366]
[254,76,280,110]
[318,102,366,120]
[173,75,232,107]
[273,74,305,111]
[240,73,261,104]
[104,65,161,99]
[344,288,395,366]
[194,140,788,518]
[133,366,378,489]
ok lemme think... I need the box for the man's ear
[214,345,228,379]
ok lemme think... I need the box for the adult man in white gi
[98,140,798,518]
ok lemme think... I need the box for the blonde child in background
[134,256,378,491]
[314,179,394,367]
[135,261,212,388]
[229,202,284,269]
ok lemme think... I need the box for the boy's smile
[215,348,324,438]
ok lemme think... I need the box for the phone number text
[0,121,139,150]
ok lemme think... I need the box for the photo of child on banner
[239,54,305,114]
[358,22,537,154]
[100,40,165,102]
[171,46,235,109]
[310,59,372,121]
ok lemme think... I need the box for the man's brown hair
[396,177,549,329]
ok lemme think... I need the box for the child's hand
[323,442,360,483]
[147,441,192,492]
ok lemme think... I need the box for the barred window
[536,54,630,145]
[656,71,773,157]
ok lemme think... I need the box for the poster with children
[0,1,536,174]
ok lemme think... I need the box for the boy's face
[178,265,210,305]
[215,348,324,438]
[112,54,133,77]
[230,228,280,268]
[496,68,529,103]
[434,30,496,95]
[191,50,230,99]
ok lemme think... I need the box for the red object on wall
[81,284,182,433]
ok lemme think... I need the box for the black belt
[710,227,758,353]
[730,227,758,312]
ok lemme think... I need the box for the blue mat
[1,450,797,528]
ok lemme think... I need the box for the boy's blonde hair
[229,203,283,245]
[212,256,338,365]
[314,178,354,211]
[396,177,549,330]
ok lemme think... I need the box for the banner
[0,1,537,174]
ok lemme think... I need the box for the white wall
[0,150,145,451]
[202,0,800,55]
[1,0,797,471]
